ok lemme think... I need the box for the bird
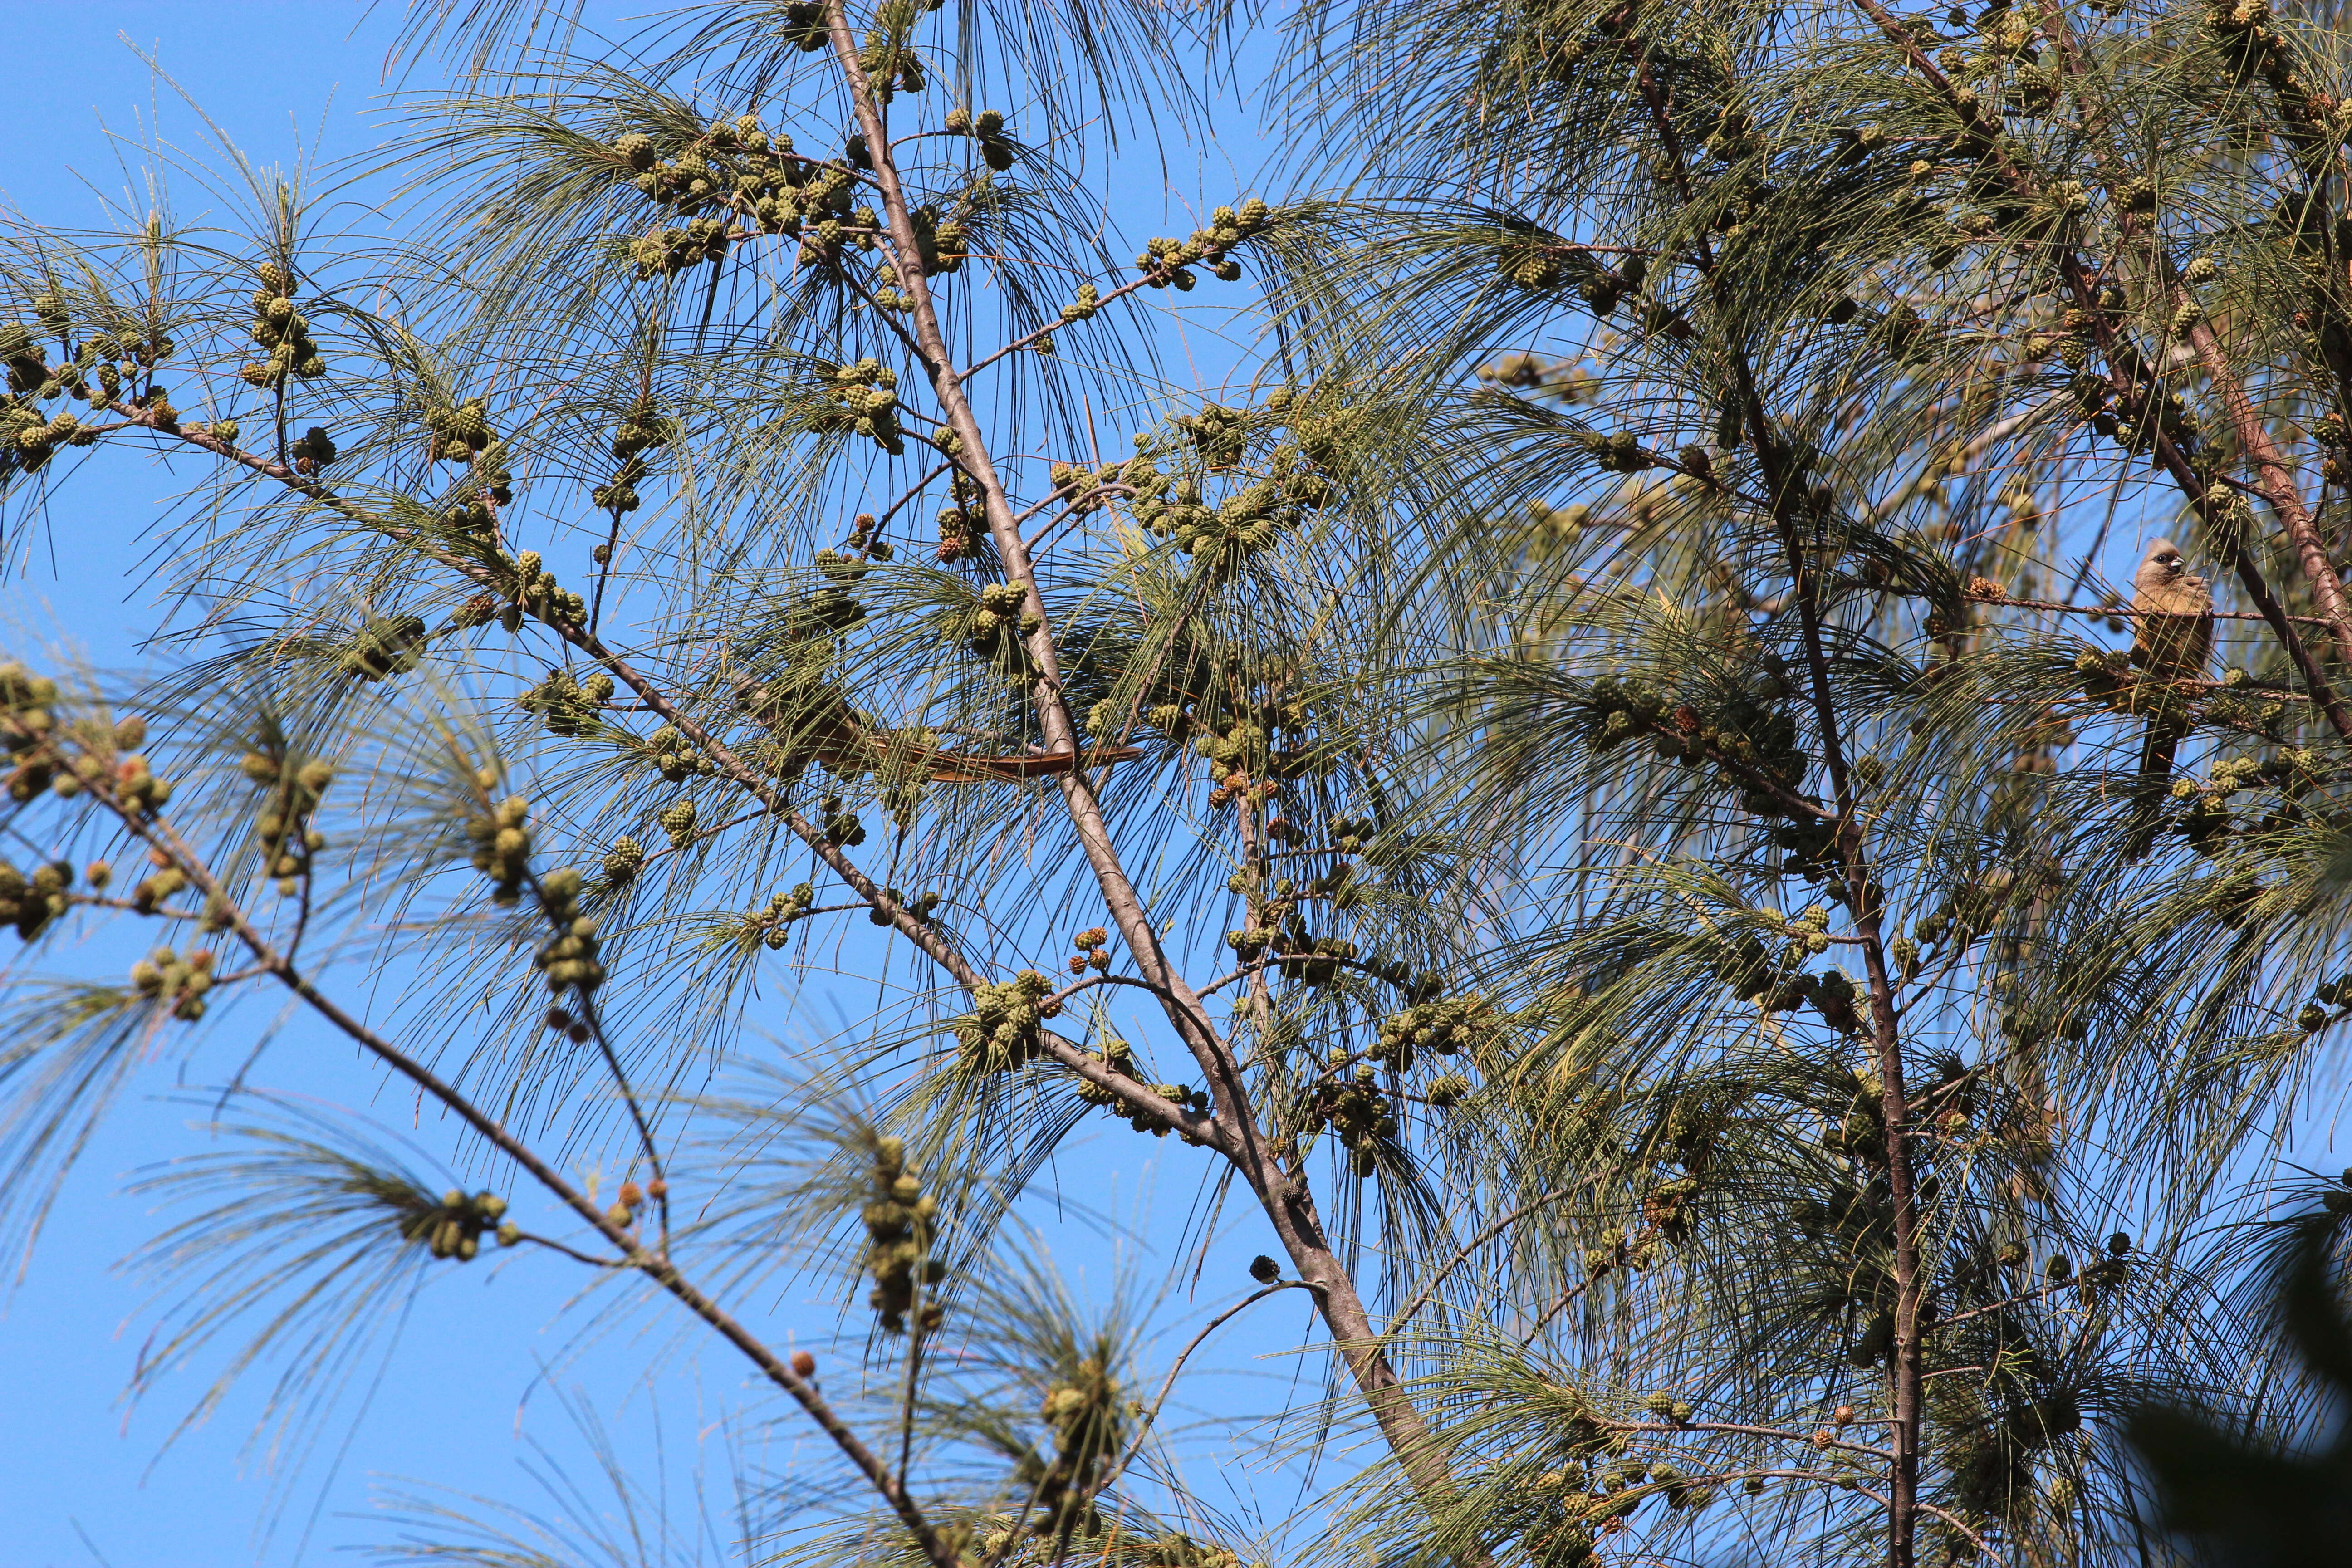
[2129,539,2213,780]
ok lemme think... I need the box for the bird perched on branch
[2129,539,2212,780]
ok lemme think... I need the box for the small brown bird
[2129,539,2212,779]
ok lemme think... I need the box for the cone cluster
[1373,994,1497,1070]
[1135,199,1271,290]
[532,868,606,993]
[812,358,905,455]
[466,794,534,902]
[402,1187,514,1262]
[243,752,335,896]
[0,859,73,940]
[951,970,1055,1072]
[130,944,216,1020]
[1307,1064,1394,1176]
[239,263,325,387]
[862,1136,946,1333]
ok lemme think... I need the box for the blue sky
[6,15,426,1564]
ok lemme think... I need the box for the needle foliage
[9,2,2352,1567]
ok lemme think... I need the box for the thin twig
[515,1231,626,1268]
[1098,1281,1319,1491]
[1380,1189,1572,1340]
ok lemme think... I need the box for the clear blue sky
[0,9,1303,1568]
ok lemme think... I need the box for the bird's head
[2139,539,2190,585]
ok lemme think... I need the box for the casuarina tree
[0,2,1470,1564]
[11,2,2352,1567]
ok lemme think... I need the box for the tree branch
[78,785,958,1568]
